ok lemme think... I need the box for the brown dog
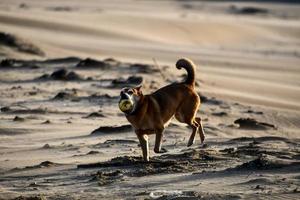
[119,58,205,161]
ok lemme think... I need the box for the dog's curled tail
[176,58,196,86]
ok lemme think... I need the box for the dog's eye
[127,91,133,95]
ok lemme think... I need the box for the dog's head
[119,85,143,114]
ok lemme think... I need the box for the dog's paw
[187,140,194,147]
[200,136,205,144]
[154,148,168,154]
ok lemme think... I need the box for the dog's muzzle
[119,92,134,113]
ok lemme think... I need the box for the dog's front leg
[135,130,149,161]
[154,128,167,153]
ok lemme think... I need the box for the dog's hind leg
[175,109,199,147]
[174,93,200,147]
[195,117,205,144]
[187,120,199,147]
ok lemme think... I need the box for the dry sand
[0,0,299,199]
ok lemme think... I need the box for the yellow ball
[119,99,134,112]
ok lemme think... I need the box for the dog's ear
[135,85,142,94]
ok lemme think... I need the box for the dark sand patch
[83,112,105,118]
[42,144,51,149]
[10,195,47,200]
[1,106,11,112]
[228,136,296,144]
[46,6,76,12]
[0,32,44,56]
[229,5,269,15]
[233,154,300,171]
[92,170,124,186]
[91,124,132,135]
[234,118,276,130]
[212,111,228,117]
[87,93,117,100]
[235,177,275,186]
[72,150,102,157]
[75,58,108,69]
[19,3,29,9]
[40,57,81,65]
[38,69,84,81]
[103,57,120,66]
[103,139,138,145]
[41,120,51,124]
[0,59,40,69]
[199,94,223,105]
[111,76,143,88]
[221,139,300,161]
[0,128,30,135]
[9,161,61,173]
[244,109,263,115]
[13,116,26,122]
[92,139,138,148]
[0,57,80,69]
[25,161,58,169]
[52,90,78,101]
[0,106,86,115]
[130,63,159,73]
[149,191,241,200]
[0,107,47,114]
[52,92,117,103]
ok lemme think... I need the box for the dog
[119,58,205,161]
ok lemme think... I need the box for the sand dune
[1,0,299,110]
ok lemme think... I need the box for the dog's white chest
[164,118,172,128]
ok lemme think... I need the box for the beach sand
[0,0,299,199]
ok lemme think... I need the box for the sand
[0,0,299,199]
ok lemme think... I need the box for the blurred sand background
[0,0,299,199]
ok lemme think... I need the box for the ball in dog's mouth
[119,99,134,113]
